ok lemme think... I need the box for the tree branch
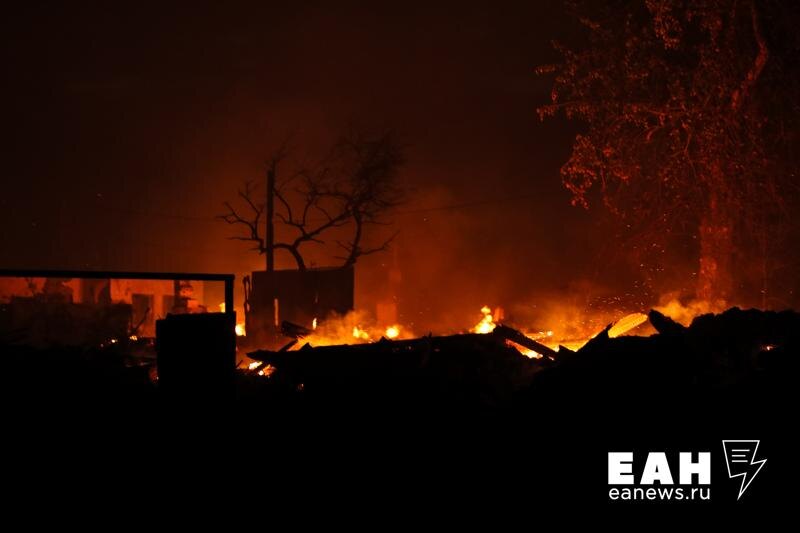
[731,0,769,112]
[217,182,266,253]
[219,131,405,271]
[337,230,399,267]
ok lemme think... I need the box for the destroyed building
[0,271,215,345]
[244,266,354,346]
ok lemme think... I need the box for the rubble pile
[241,307,799,414]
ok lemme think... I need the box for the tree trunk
[697,187,733,304]
[266,165,275,273]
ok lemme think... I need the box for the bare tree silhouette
[219,131,405,271]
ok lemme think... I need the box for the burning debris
[262,309,416,350]
[247,325,550,407]
[235,301,798,417]
[472,305,499,334]
[240,305,652,375]
[2,270,794,418]
[241,304,656,406]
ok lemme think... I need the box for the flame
[235,323,246,336]
[245,360,275,377]
[653,297,724,326]
[513,344,544,359]
[472,306,496,334]
[352,325,370,340]
[257,364,276,377]
[520,312,649,352]
[525,330,554,340]
[607,313,648,338]
[218,302,226,313]
[279,303,651,355]
[288,311,414,348]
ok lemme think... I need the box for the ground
[1,307,795,510]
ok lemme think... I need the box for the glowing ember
[352,325,370,340]
[284,304,654,353]
[278,304,651,356]
[472,306,496,334]
[526,330,554,341]
[287,311,415,348]
[246,361,275,377]
[653,298,724,326]
[517,347,544,359]
[608,313,648,338]
[530,312,649,352]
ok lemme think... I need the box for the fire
[607,313,648,338]
[515,346,544,359]
[472,305,497,334]
[244,360,275,377]
[219,301,246,335]
[257,364,276,377]
[529,312,649,352]
[258,296,715,359]
[526,330,554,341]
[276,303,654,358]
[466,304,649,356]
[352,325,370,340]
[285,311,415,348]
[281,303,651,355]
[654,297,725,325]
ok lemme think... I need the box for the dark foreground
[1,307,796,513]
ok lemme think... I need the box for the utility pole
[266,161,275,272]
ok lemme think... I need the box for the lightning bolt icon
[722,440,767,500]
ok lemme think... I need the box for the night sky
[1,2,621,328]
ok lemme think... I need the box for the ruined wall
[0,277,208,339]
[249,267,354,341]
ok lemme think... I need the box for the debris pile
[246,323,555,408]
[242,307,799,414]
